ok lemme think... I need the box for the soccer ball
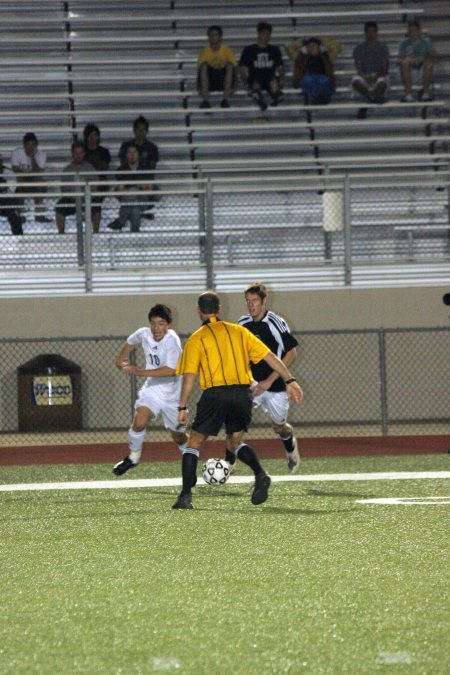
[202,458,230,486]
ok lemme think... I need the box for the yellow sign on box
[32,375,74,406]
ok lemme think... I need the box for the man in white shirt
[113,304,189,476]
[11,132,51,223]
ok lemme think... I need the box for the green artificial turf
[0,454,449,674]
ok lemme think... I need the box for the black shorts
[192,385,252,436]
[197,65,235,92]
[249,72,279,92]
[55,197,101,217]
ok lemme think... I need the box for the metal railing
[0,169,449,292]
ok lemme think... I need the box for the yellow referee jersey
[176,316,270,390]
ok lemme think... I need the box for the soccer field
[1,454,449,674]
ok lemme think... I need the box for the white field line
[0,471,449,493]
[357,496,450,504]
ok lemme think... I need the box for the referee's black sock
[181,451,198,494]
[224,449,236,465]
[235,443,264,476]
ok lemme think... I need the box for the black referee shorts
[192,385,253,436]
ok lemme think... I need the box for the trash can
[17,354,82,432]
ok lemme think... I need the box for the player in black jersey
[225,282,301,473]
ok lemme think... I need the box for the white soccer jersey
[127,327,182,401]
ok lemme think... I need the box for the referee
[173,290,303,509]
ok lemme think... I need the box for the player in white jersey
[113,304,188,476]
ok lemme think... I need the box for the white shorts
[351,73,390,93]
[135,387,184,432]
[252,388,289,426]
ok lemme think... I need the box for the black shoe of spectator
[35,214,53,224]
[252,91,267,111]
[356,108,367,120]
[199,99,212,109]
[107,219,123,230]
[142,211,155,220]
[220,99,230,108]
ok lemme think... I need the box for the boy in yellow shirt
[197,25,237,108]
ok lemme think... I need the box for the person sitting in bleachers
[0,154,24,235]
[55,141,99,234]
[292,38,335,105]
[239,21,284,111]
[111,115,159,224]
[11,132,51,224]
[197,25,237,109]
[83,123,111,179]
[397,20,438,102]
[351,21,390,119]
[108,144,154,233]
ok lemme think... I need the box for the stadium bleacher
[0,0,448,293]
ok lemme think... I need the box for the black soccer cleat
[251,471,271,505]
[113,456,137,476]
[172,492,193,509]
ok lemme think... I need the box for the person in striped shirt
[173,290,303,509]
[225,282,301,473]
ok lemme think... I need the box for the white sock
[128,428,145,464]
[178,442,188,454]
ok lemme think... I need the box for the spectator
[292,37,336,105]
[55,141,99,234]
[83,123,111,226]
[351,21,390,119]
[197,25,237,109]
[83,123,111,179]
[239,21,284,111]
[397,20,438,102]
[116,115,159,223]
[107,144,153,232]
[0,154,24,235]
[11,132,51,223]
[118,115,158,171]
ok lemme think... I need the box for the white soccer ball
[202,458,230,486]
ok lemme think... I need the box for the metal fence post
[197,170,206,264]
[75,186,84,267]
[205,178,215,290]
[343,174,352,285]
[378,328,388,435]
[84,182,93,293]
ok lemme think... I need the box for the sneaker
[286,436,300,474]
[269,91,283,107]
[142,211,155,220]
[113,456,137,476]
[199,99,211,109]
[220,98,230,108]
[356,107,367,120]
[107,219,123,231]
[251,471,271,505]
[172,492,193,509]
[252,91,267,111]
[420,93,432,102]
[35,214,53,224]
[401,94,414,103]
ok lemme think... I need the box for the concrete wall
[1,285,449,338]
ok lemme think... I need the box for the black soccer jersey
[238,310,298,392]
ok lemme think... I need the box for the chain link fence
[0,327,448,448]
